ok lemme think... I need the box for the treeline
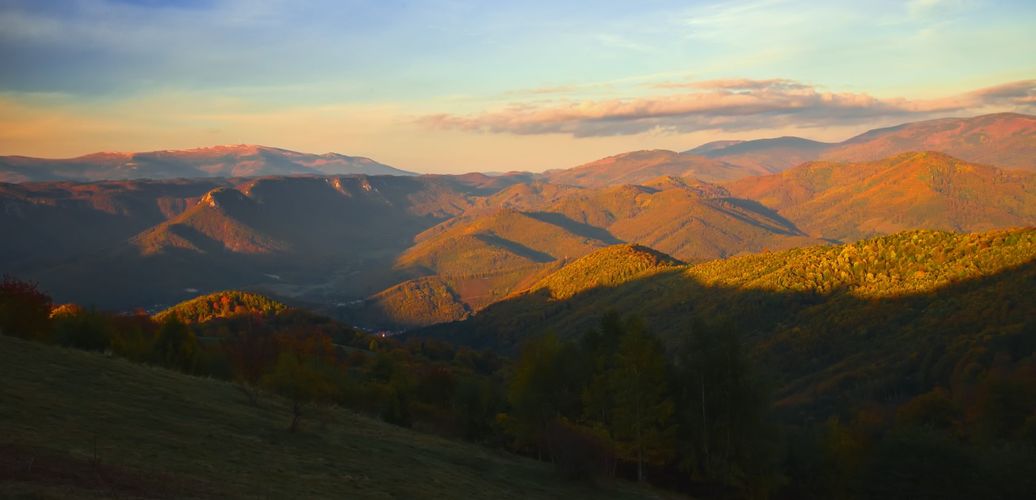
[4,276,1035,498]
[0,277,504,439]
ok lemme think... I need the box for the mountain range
[2,112,1034,330]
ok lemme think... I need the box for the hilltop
[527,244,682,300]
[154,290,288,323]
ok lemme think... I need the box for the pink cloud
[418,79,1036,137]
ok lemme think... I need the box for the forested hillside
[420,228,1036,417]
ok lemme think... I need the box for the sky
[0,0,1034,173]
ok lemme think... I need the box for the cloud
[653,78,811,91]
[417,79,1036,138]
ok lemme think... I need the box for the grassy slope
[0,335,663,499]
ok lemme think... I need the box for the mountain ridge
[0,144,415,183]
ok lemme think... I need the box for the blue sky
[1,0,1034,172]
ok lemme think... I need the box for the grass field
[0,335,666,499]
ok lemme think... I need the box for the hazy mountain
[0,178,225,268]
[686,137,834,173]
[726,151,1036,241]
[687,113,1036,173]
[2,174,493,308]
[541,149,770,187]
[0,145,415,183]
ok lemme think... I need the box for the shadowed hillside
[0,335,660,499]
[416,228,1036,417]
[3,175,504,309]
[0,178,225,267]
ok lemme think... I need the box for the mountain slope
[726,152,1036,241]
[823,112,1036,170]
[366,208,615,324]
[0,145,414,183]
[542,149,769,187]
[0,178,223,268]
[134,187,289,255]
[548,178,823,261]
[0,335,654,499]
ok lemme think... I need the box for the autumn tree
[0,276,52,341]
[51,306,112,351]
[222,315,280,405]
[263,330,340,431]
[155,316,198,372]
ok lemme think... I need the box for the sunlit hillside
[727,152,1036,241]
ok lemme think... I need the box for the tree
[453,376,500,440]
[222,316,280,405]
[52,306,112,351]
[672,320,776,493]
[506,332,566,457]
[608,318,675,482]
[0,276,52,340]
[155,316,198,372]
[262,351,337,432]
